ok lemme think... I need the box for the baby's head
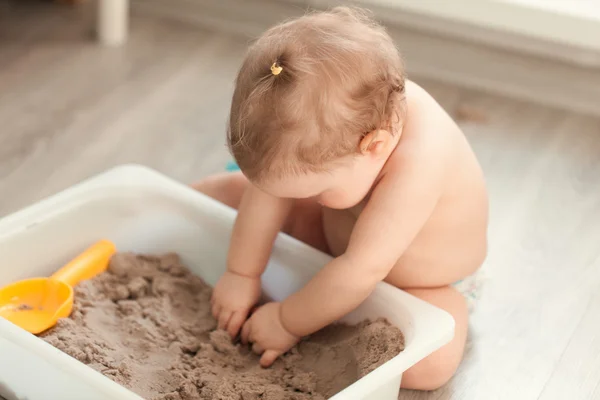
[228,7,406,208]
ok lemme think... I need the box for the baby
[194,7,488,391]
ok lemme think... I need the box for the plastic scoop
[0,240,116,334]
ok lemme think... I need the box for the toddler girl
[194,7,488,391]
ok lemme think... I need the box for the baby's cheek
[316,192,335,208]
[319,191,352,209]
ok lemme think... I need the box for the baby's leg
[191,172,248,209]
[400,286,468,391]
[192,173,329,253]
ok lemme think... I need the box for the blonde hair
[227,7,406,182]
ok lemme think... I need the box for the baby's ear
[359,129,394,156]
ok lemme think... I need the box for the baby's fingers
[227,311,247,339]
[260,350,280,368]
[252,342,264,355]
[218,310,233,331]
[211,302,222,320]
[241,319,252,345]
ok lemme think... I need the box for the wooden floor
[2,2,600,400]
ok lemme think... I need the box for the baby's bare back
[323,82,488,289]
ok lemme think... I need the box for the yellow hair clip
[270,62,283,76]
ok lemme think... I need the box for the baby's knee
[191,172,248,209]
[401,348,462,391]
[192,172,245,191]
[400,287,468,391]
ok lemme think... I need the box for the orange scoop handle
[50,240,116,287]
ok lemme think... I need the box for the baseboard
[133,0,600,117]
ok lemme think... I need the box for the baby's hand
[211,271,262,338]
[241,302,300,367]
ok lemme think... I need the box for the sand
[41,253,404,400]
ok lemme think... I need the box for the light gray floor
[2,2,600,400]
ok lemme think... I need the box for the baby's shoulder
[402,80,460,147]
[404,80,444,118]
[387,80,460,173]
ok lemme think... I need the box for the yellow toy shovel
[0,240,116,334]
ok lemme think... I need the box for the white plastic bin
[0,165,454,400]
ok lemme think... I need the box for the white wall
[308,0,600,52]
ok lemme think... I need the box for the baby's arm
[281,100,450,337]
[212,185,293,337]
[281,165,444,335]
